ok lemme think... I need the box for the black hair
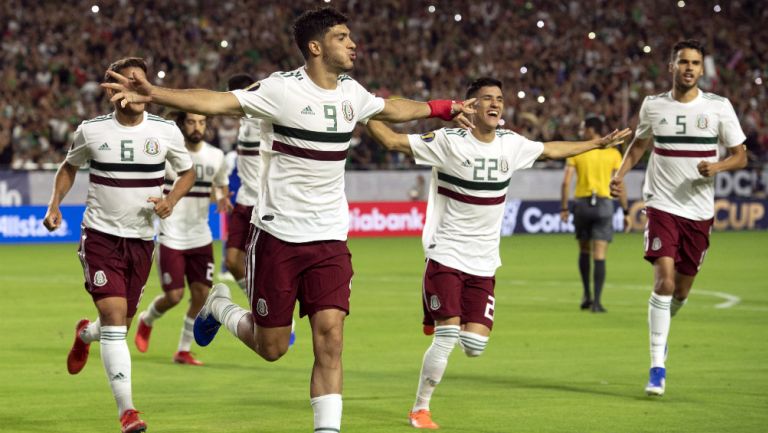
[227,73,256,91]
[465,77,503,100]
[583,116,604,134]
[293,7,349,60]
[670,39,706,63]
[104,57,148,83]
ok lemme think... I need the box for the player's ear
[308,40,322,58]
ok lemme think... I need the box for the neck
[304,62,339,90]
[471,125,496,143]
[672,85,699,103]
[186,141,203,152]
[115,109,143,126]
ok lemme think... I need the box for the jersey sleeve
[165,128,193,173]
[718,99,747,148]
[408,129,450,169]
[352,80,385,123]
[635,97,652,139]
[65,123,90,167]
[231,75,284,121]
[508,135,544,171]
[213,152,229,187]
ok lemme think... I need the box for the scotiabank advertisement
[348,201,427,237]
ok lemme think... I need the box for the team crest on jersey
[429,295,441,311]
[420,132,435,143]
[651,237,662,251]
[696,114,709,129]
[342,100,354,122]
[500,157,510,173]
[162,272,172,286]
[256,298,268,316]
[93,270,108,287]
[144,137,160,156]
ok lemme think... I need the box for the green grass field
[1,231,767,433]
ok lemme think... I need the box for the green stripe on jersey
[238,140,260,148]
[83,114,113,124]
[654,135,717,144]
[437,172,510,191]
[273,124,352,143]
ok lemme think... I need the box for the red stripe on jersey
[272,140,348,161]
[437,186,506,205]
[238,149,260,156]
[90,173,164,188]
[653,148,717,158]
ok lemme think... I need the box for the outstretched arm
[366,120,413,156]
[541,129,632,160]
[43,162,79,231]
[101,70,243,117]
[609,135,652,198]
[373,98,476,129]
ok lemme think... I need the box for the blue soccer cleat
[645,367,666,396]
[288,319,296,347]
[193,283,231,346]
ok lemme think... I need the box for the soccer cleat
[591,303,607,313]
[67,319,91,375]
[288,319,296,347]
[580,297,593,310]
[193,283,231,346]
[409,409,439,429]
[120,409,147,433]
[173,351,204,366]
[134,314,152,353]
[423,325,435,336]
[645,367,666,396]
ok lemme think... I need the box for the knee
[259,343,287,362]
[459,331,489,357]
[166,289,184,306]
[654,277,675,295]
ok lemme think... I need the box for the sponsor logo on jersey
[659,118,668,125]
[93,270,108,287]
[144,137,160,156]
[500,157,509,173]
[342,100,354,122]
[461,159,472,168]
[429,295,441,310]
[98,142,110,151]
[652,237,662,251]
[420,132,435,143]
[301,105,315,115]
[256,298,268,316]
[696,114,709,129]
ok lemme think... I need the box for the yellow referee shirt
[565,148,622,198]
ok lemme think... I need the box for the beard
[186,132,203,143]
[674,74,698,92]
[323,51,354,73]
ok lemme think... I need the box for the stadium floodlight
[536,20,544,29]
[517,91,526,99]
[537,96,546,104]
[677,0,685,7]
[454,14,462,22]
[428,5,436,13]
[157,70,166,79]
[714,4,722,12]
[220,40,229,48]
[588,32,596,40]
[91,5,99,13]
[756,77,763,86]
[643,45,652,54]
[520,66,528,74]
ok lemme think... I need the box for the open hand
[452,98,476,129]
[598,128,632,148]
[101,70,154,108]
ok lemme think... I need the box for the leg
[459,322,491,357]
[136,243,186,351]
[671,273,695,317]
[172,282,209,365]
[225,246,247,291]
[309,309,346,433]
[578,239,592,309]
[591,240,608,312]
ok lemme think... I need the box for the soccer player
[610,39,747,396]
[134,111,230,366]
[101,7,476,432]
[365,77,630,429]
[560,116,630,313]
[43,58,194,433]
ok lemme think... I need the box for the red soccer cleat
[134,316,152,353]
[409,409,439,429]
[173,351,204,366]
[120,409,147,433]
[67,319,91,375]
[423,325,435,336]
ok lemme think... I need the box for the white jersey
[159,142,228,250]
[232,67,385,242]
[66,112,193,240]
[636,90,745,220]
[408,128,543,276]
[234,117,262,207]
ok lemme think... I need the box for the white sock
[311,393,342,433]
[141,297,164,326]
[177,317,195,352]
[100,326,134,416]
[236,278,248,296]
[80,317,101,343]
[458,330,489,357]
[670,297,687,317]
[413,325,459,412]
[648,293,672,368]
[211,298,250,338]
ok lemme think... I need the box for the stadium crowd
[0,0,766,178]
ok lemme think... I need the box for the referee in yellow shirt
[560,116,629,313]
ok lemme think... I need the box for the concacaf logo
[696,114,709,129]
[144,137,160,156]
[342,100,354,122]
[420,132,435,143]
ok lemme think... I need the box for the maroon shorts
[157,243,214,291]
[227,204,254,252]
[245,226,353,327]
[77,227,154,318]
[644,207,713,276]
[422,259,496,330]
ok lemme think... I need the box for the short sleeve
[231,75,284,121]
[408,129,450,169]
[213,153,229,187]
[507,135,544,171]
[718,99,747,148]
[165,128,193,173]
[351,81,385,123]
[65,124,90,167]
[635,97,652,139]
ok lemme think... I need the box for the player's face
[110,66,147,114]
[320,24,356,73]
[181,113,207,144]
[473,86,504,129]
[670,48,704,92]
